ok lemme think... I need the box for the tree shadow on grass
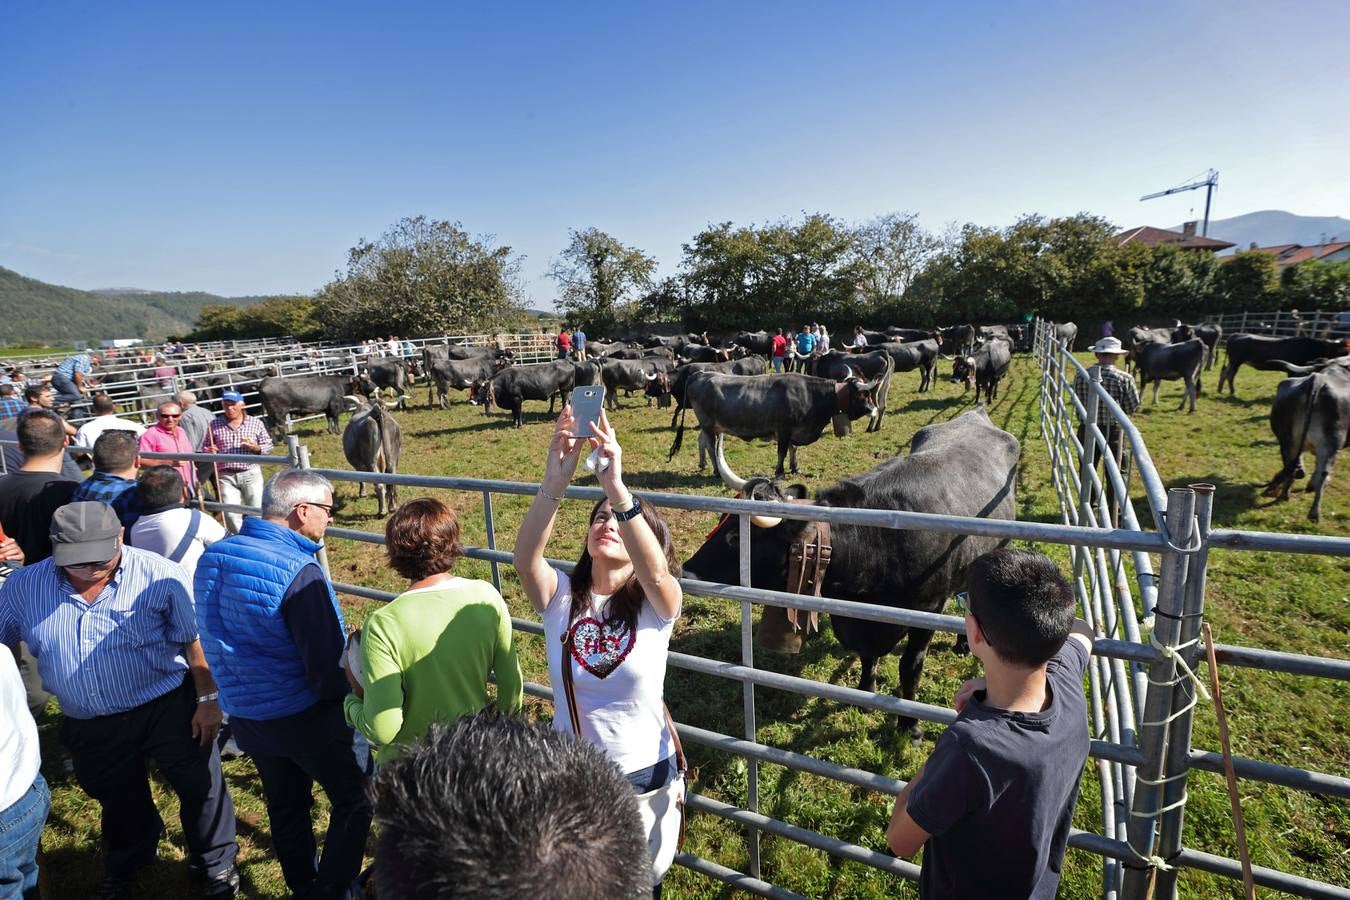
[628,470,727,492]
[410,417,521,437]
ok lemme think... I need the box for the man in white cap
[1072,337,1140,526]
[204,390,274,533]
[0,502,238,898]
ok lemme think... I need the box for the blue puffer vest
[194,517,345,720]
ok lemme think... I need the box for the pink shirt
[139,425,196,489]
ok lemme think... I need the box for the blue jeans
[49,373,84,406]
[772,356,784,373]
[0,773,50,899]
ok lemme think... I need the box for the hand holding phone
[568,386,606,439]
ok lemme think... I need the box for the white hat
[1090,337,1125,355]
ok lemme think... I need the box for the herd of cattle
[66,316,1349,718]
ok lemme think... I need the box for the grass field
[36,355,1349,898]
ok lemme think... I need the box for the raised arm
[590,411,682,620]
[512,406,587,614]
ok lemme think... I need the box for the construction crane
[1140,169,1219,236]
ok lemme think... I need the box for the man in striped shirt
[0,503,239,898]
[204,391,274,533]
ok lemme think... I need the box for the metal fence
[1203,308,1349,343]
[16,335,1348,898]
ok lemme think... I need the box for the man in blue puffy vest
[194,469,373,899]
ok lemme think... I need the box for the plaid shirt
[70,472,143,527]
[1073,364,1140,431]
[205,414,274,473]
[0,396,23,419]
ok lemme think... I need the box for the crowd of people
[0,345,1100,900]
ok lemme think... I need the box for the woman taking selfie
[512,407,685,897]
[345,497,523,765]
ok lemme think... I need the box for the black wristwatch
[613,497,644,523]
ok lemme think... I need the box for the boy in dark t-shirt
[887,548,1093,899]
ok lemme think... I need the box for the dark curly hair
[385,497,464,582]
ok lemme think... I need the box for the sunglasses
[159,413,181,419]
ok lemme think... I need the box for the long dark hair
[569,498,679,634]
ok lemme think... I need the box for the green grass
[37,360,1349,898]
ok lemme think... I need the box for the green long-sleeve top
[343,577,524,765]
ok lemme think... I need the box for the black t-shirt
[907,638,1091,899]
[0,470,79,563]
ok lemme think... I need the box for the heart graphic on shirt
[568,616,635,679]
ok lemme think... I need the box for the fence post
[482,491,501,591]
[1152,485,1214,898]
[738,512,762,879]
[1121,488,1196,900]
[294,442,332,578]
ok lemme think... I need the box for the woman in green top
[343,498,524,764]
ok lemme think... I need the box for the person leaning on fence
[204,390,273,533]
[192,469,373,899]
[370,711,652,900]
[129,465,227,580]
[1072,336,1140,528]
[70,430,143,529]
[887,548,1093,899]
[0,502,239,899]
[343,497,523,766]
[50,350,101,407]
[512,406,686,896]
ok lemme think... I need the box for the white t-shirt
[75,414,146,449]
[0,645,40,810]
[128,508,228,579]
[543,569,676,775]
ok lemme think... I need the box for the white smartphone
[569,386,606,438]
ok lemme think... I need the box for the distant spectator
[572,326,587,361]
[794,325,816,372]
[770,328,788,373]
[75,393,146,449]
[556,327,572,360]
[343,498,523,765]
[139,401,196,496]
[850,324,869,351]
[815,323,830,353]
[370,712,650,900]
[0,411,79,563]
[153,356,176,390]
[50,350,101,406]
[71,430,143,529]
[1102,320,1114,338]
[204,391,273,533]
[401,338,416,359]
[387,335,401,357]
[129,466,226,579]
[1072,337,1139,527]
[177,390,213,453]
[0,384,22,420]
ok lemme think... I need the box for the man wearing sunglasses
[194,469,373,900]
[138,401,197,496]
[0,502,239,898]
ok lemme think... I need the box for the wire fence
[1202,308,1350,344]
[8,330,1348,898]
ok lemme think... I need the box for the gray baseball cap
[50,502,121,567]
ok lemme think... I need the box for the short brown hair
[385,498,464,581]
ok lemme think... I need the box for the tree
[314,216,526,341]
[547,228,656,335]
[852,212,940,304]
[1213,250,1277,313]
[1280,260,1350,311]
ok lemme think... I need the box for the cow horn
[750,513,783,528]
[645,371,658,381]
[711,434,748,492]
[939,352,954,360]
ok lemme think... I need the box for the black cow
[1125,326,1176,376]
[1218,334,1350,395]
[257,374,375,438]
[680,344,740,364]
[1134,337,1204,412]
[572,359,603,386]
[585,340,629,358]
[680,407,1019,737]
[733,331,775,356]
[952,340,1012,404]
[427,355,512,408]
[874,339,940,392]
[885,327,938,343]
[1262,357,1350,522]
[938,324,976,356]
[667,356,766,427]
[807,349,895,432]
[364,357,418,409]
[1171,323,1224,370]
[342,399,402,517]
[669,371,881,481]
[477,361,577,427]
[1051,322,1078,350]
[601,358,678,410]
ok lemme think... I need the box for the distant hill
[1174,211,1350,255]
[0,266,279,345]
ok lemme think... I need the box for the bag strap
[663,703,687,775]
[560,628,583,735]
[167,509,202,563]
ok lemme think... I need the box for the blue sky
[3,2,1347,306]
